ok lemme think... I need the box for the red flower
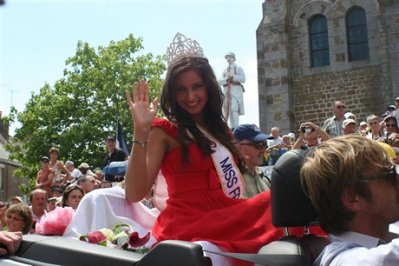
[128,232,150,248]
[86,231,106,244]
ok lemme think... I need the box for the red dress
[152,118,284,256]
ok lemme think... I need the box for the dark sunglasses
[240,141,268,150]
[359,165,399,185]
[336,105,346,109]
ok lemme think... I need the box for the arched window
[346,7,369,61]
[309,15,330,67]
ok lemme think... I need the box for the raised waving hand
[125,80,159,134]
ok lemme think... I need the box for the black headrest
[271,149,317,227]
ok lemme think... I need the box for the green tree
[6,34,166,193]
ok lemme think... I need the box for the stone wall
[292,65,381,129]
[257,0,291,134]
[257,0,399,134]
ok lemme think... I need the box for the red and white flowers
[79,224,151,253]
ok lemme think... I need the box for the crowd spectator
[322,100,346,138]
[104,136,127,183]
[266,127,283,165]
[233,124,271,198]
[61,185,84,210]
[358,121,368,135]
[292,121,329,149]
[10,197,23,205]
[344,111,356,121]
[51,186,63,198]
[78,163,95,178]
[94,168,105,182]
[366,114,382,140]
[48,147,68,187]
[342,118,357,135]
[100,180,112,189]
[77,176,95,194]
[384,116,399,136]
[64,161,81,184]
[281,134,293,152]
[35,156,54,196]
[47,197,58,212]
[301,135,399,265]
[385,105,397,117]
[29,189,48,229]
[6,203,32,234]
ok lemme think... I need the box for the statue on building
[220,52,246,129]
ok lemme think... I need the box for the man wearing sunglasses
[301,135,399,265]
[233,124,272,198]
[322,100,346,138]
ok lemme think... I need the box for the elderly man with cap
[104,136,128,183]
[220,52,246,129]
[233,124,271,198]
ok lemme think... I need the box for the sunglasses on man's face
[240,141,268,150]
[336,105,346,109]
[359,165,399,186]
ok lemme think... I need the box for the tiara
[165,33,205,65]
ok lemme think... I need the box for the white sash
[197,127,244,199]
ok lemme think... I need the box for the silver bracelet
[133,140,149,147]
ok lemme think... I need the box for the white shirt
[70,168,81,179]
[315,231,399,266]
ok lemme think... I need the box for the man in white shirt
[301,135,399,265]
[65,160,81,185]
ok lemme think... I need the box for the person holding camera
[292,121,329,150]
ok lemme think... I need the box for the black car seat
[256,149,330,266]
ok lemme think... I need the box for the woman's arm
[125,81,166,202]
[35,171,41,188]
[292,133,305,150]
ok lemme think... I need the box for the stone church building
[257,0,399,134]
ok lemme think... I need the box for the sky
[0,0,265,135]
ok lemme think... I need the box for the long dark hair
[161,56,241,164]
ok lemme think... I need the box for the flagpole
[114,83,130,155]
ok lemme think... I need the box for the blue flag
[116,118,130,155]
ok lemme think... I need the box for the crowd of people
[35,140,124,200]
[0,135,129,256]
[261,99,399,167]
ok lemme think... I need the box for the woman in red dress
[125,40,283,265]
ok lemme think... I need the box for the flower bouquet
[35,206,75,236]
[79,224,151,254]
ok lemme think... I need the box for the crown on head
[166,33,205,65]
